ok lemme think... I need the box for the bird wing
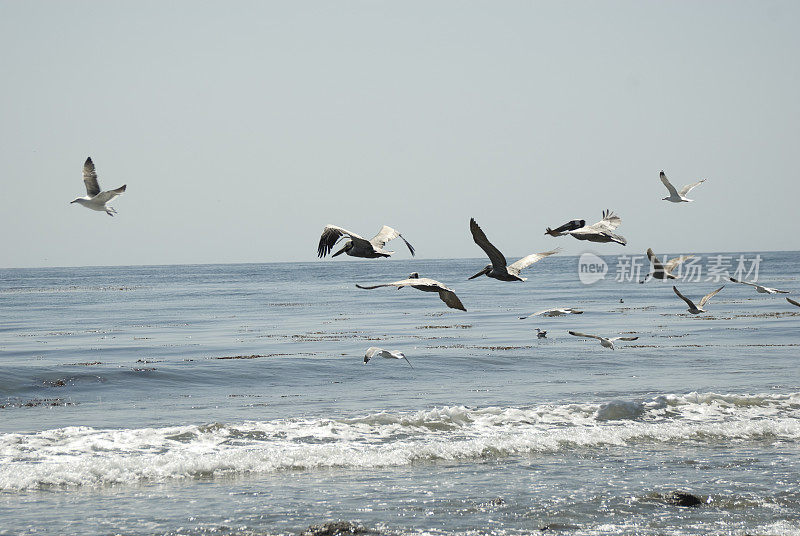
[646,248,666,271]
[787,297,800,308]
[660,171,679,197]
[369,225,415,256]
[672,286,697,309]
[609,336,639,342]
[508,248,561,276]
[365,347,381,359]
[545,219,585,236]
[568,330,602,340]
[317,225,370,257]
[728,277,757,288]
[92,185,127,204]
[679,179,706,196]
[83,157,101,197]
[437,288,466,311]
[469,218,507,270]
[698,285,724,307]
[591,210,622,232]
[664,255,693,273]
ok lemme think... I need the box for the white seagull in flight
[356,272,466,311]
[519,308,583,320]
[673,285,725,314]
[364,347,413,368]
[70,157,126,216]
[728,277,789,294]
[660,170,706,203]
[568,330,638,350]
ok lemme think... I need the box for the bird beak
[468,267,489,280]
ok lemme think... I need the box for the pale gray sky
[1,1,798,268]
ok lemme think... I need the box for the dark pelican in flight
[641,248,694,283]
[469,218,560,281]
[317,224,414,259]
[356,272,466,311]
[546,210,627,245]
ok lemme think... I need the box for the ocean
[1,253,798,535]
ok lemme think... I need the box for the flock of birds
[70,158,799,361]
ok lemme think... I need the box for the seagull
[469,218,560,281]
[560,210,627,245]
[787,297,800,308]
[535,328,547,339]
[672,285,725,314]
[364,347,413,368]
[70,157,126,216]
[568,330,638,350]
[641,248,694,283]
[317,224,415,259]
[519,308,583,320]
[660,171,706,203]
[728,277,790,294]
[356,272,466,311]
[544,219,586,237]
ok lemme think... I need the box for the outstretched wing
[664,255,693,273]
[609,336,639,342]
[83,157,101,197]
[369,225,415,256]
[92,185,126,204]
[679,179,706,196]
[508,248,561,276]
[469,218,507,270]
[728,277,758,288]
[545,219,585,236]
[660,171,679,197]
[437,288,466,311]
[568,330,602,340]
[672,286,697,309]
[317,225,370,257]
[787,297,800,308]
[698,285,724,307]
[590,210,622,232]
[646,248,666,271]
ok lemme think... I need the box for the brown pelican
[787,297,800,308]
[544,219,586,237]
[356,272,466,311]
[317,225,414,259]
[660,171,706,203]
[553,210,627,245]
[469,218,560,281]
[641,248,694,283]
[364,347,413,368]
[70,157,126,216]
[673,285,724,314]
[728,277,790,294]
[519,308,583,320]
[568,330,638,350]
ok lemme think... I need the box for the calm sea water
[1,253,798,535]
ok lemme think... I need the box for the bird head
[363,354,371,364]
[468,265,491,280]
[70,198,84,204]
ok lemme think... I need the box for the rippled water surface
[1,255,799,535]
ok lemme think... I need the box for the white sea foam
[1,392,798,491]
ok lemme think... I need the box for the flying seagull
[544,219,586,237]
[469,218,560,281]
[519,308,583,320]
[70,157,126,216]
[787,297,800,308]
[568,330,638,350]
[318,225,414,259]
[660,171,706,203]
[559,210,627,245]
[364,347,413,368]
[641,248,694,283]
[356,272,466,311]
[728,277,790,294]
[673,285,725,314]
[535,328,547,339]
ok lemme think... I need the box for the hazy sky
[1,1,798,268]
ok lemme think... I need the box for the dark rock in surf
[301,521,380,536]
[667,492,705,507]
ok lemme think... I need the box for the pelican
[673,285,724,314]
[728,277,790,294]
[544,219,586,237]
[641,248,694,283]
[469,218,560,281]
[356,272,466,311]
[317,224,414,259]
[535,328,547,339]
[364,347,413,368]
[519,308,583,320]
[561,210,627,245]
[787,297,800,308]
[70,157,126,216]
[660,171,706,203]
[568,330,638,350]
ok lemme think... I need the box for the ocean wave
[1,392,798,491]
